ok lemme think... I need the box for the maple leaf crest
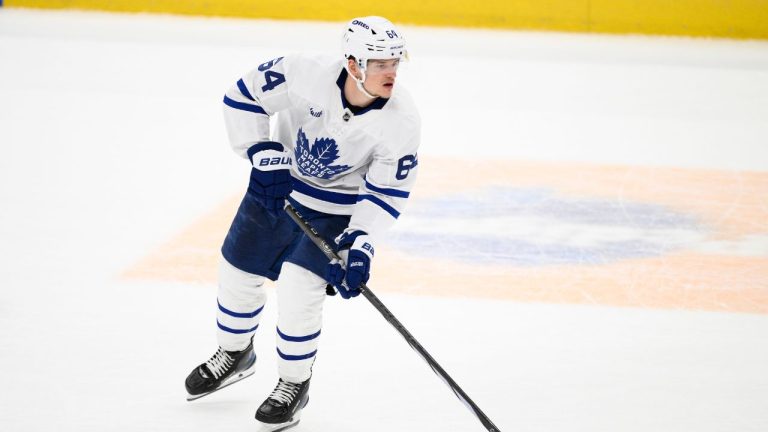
[293,128,352,179]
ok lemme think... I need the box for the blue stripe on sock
[218,300,264,318]
[277,327,321,342]
[217,321,259,334]
[276,347,317,361]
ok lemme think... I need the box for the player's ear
[347,57,361,79]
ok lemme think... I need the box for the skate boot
[255,378,310,432]
[185,340,256,401]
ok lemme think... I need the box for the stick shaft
[284,203,501,432]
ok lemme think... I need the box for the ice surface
[1,8,767,432]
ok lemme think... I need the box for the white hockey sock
[216,258,267,351]
[275,262,327,383]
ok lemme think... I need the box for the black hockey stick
[284,203,501,432]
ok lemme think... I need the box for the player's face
[364,59,400,98]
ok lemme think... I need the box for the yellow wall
[5,0,768,39]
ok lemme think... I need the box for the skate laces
[204,347,234,379]
[268,379,301,405]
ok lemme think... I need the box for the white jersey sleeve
[222,56,295,160]
[347,114,420,237]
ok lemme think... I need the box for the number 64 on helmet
[341,16,408,72]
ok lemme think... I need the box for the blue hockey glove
[246,141,292,215]
[325,230,374,299]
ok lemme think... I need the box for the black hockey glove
[246,141,292,216]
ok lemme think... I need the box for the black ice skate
[255,378,310,432]
[185,340,257,401]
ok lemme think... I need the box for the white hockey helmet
[342,16,407,71]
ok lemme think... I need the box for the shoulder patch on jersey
[294,128,352,179]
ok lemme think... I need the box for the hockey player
[184,16,420,432]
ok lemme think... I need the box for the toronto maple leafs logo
[294,128,352,179]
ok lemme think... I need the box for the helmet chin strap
[347,64,378,100]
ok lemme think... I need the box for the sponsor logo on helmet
[351,20,370,30]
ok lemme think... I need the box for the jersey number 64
[258,57,286,92]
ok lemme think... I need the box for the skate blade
[186,363,257,402]
[256,405,303,432]
[256,418,300,432]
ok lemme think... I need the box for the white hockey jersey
[222,53,421,238]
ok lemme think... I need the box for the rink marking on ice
[122,157,768,314]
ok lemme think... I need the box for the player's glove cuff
[246,141,293,216]
[336,230,374,257]
[247,141,292,171]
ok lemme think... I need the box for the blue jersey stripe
[364,180,410,198]
[277,347,318,361]
[217,321,259,334]
[292,179,358,205]
[223,95,267,115]
[218,300,264,318]
[237,79,255,101]
[277,327,321,342]
[358,194,401,218]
